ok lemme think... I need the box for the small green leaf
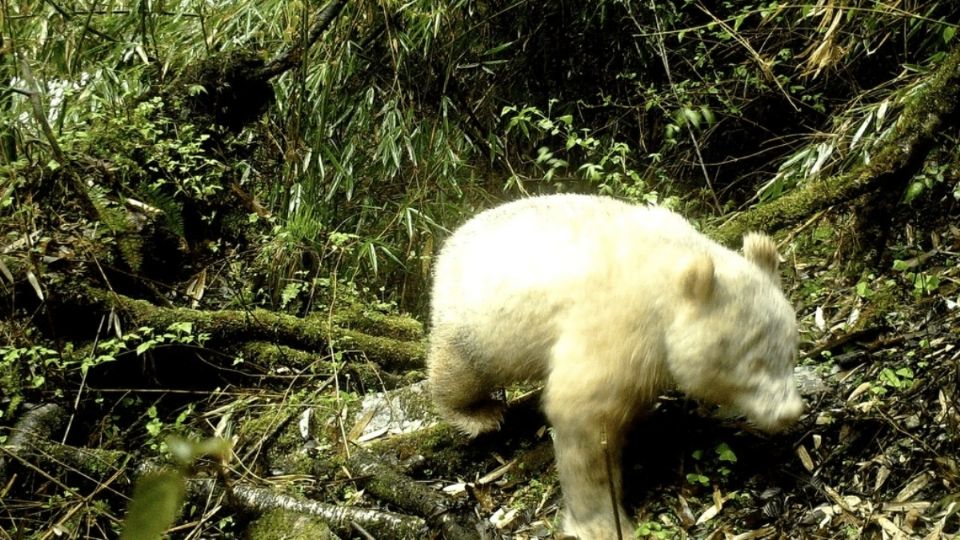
[880,367,901,388]
[167,322,192,334]
[914,274,940,293]
[700,106,715,125]
[681,107,702,129]
[135,341,153,355]
[944,26,957,44]
[715,442,738,463]
[686,473,709,486]
[895,367,914,379]
[903,181,925,203]
[146,418,163,437]
[537,118,555,131]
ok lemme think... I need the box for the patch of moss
[245,508,339,540]
[330,306,424,341]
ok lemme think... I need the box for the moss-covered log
[0,403,129,487]
[245,508,342,540]
[710,44,960,246]
[330,307,424,342]
[235,342,414,390]
[73,288,425,372]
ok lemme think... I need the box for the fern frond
[89,186,143,270]
[140,184,186,238]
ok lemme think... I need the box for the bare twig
[62,314,106,445]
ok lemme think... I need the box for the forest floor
[2,206,959,540]
[245,206,960,540]
[351,208,960,540]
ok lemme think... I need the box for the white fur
[428,194,803,539]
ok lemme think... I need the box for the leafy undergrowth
[229,205,960,540]
[2,207,958,540]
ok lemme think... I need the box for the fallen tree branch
[188,476,428,539]
[73,288,426,372]
[347,449,479,540]
[0,403,128,492]
[0,403,65,480]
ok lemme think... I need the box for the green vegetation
[1,0,959,538]
[686,442,738,487]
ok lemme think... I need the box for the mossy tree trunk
[710,44,960,246]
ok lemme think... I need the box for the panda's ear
[743,232,780,278]
[681,253,715,304]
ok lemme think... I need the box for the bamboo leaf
[26,270,44,301]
